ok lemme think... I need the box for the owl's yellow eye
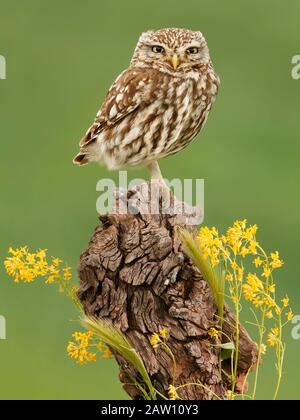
[186,47,199,55]
[152,45,165,54]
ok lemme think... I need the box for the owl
[73,28,219,180]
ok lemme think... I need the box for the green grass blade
[180,229,225,323]
[81,316,157,399]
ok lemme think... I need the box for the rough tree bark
[77,183,258,400]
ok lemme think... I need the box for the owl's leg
[147,161,171,201]
[147,161,163,180]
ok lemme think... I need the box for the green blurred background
[1,0,299,400]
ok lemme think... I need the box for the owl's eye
[152,45,165,54]
[186,47,199,55]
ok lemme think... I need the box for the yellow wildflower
[26,253,36,264]
[236,219,247,229]
[287,311,294,321]
[46,275,56,284]
[227,390,235,400]
[262,265,271,279]
[254,257,263,267]
[265,311,273,319]
[196,226,221,267]
[263,295,276,309]
[268,284,276,294]
[232,241,241,255]
[243,225,258,240]
[4,247,71,286]
[242,284,255,302]
[260,344,267,355]
[226,273,233,282]
[102,347,112,359]
[231,261,238,271]
[150,333,161,349]
[63,267,72,282]
[237,266,244,281]
[52,257,62,266]
[253,297,264,308]
[168,385,179,400]
[240,247,249,258]
[159,328,168,339]
[267,328,279,348]
[248,240,258,255]
[270,251,283,269]
[275,306,281,315]
[208,328,219,340]
[231,296,238,304]
[242,273,266,307]
[247,273,263,292]
[36,249,47,260]
[67,331,96,365]
[221,235,227,244]
[281,296,289,308]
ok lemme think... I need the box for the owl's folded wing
[79,68,158,147]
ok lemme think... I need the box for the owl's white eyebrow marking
[109,104,118,119]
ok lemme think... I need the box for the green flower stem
[251,311,265,399]
[273,315,284,400]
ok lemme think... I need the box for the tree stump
[77,183,258,400]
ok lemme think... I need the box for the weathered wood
[77,183,258,400]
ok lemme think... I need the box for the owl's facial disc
[131,29,210,73]
[150,42,205,71]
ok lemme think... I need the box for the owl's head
[131,28,210,74]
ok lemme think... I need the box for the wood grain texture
[77,184,258,400]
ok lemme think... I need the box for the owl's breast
[98,68,218,169]
[161,69,219,157]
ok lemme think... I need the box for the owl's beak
[171,54,180,71]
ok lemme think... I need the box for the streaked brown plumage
[73,28,219,179]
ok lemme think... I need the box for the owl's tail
[73,131,101,165]
[73,152,89,165]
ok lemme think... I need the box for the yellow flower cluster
[196,220,259,268]
[267,328,279,348]
[241,260,293,325]
[208,328,220,340]
[168,384,179,400]
[196,226,223,266]
[227,390,235,400]
[196,220,293,353]
[260,344,267,355]
[67,331,97,365]
[67,331,112,365]
[150,328,168,349]
[4,246,72,288]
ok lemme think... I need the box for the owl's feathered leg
[147,161,163,180]
[147,161,171,201]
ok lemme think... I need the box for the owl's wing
[79,68,156,147]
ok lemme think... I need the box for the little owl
[73,28,219,180]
